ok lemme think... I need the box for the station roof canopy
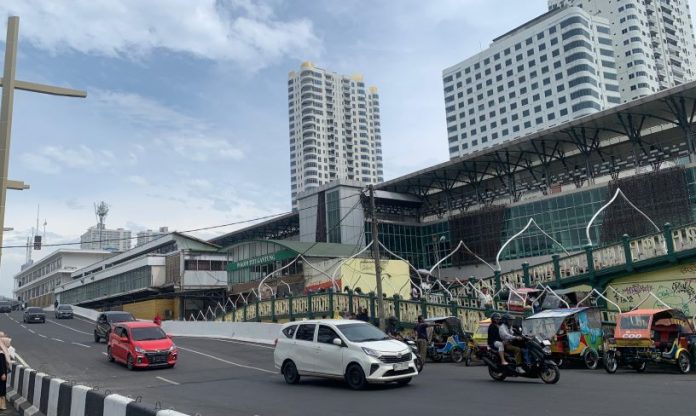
[376,80,696,216]
[209,212,299,248]
[268,240,363,258]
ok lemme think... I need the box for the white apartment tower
[288,62,384,208]
[549,0,696,102]
[80,225,131,251]
[444,7,621,158]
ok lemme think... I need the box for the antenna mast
[94,201,109,249]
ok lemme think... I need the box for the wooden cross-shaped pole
[0,16,87,265]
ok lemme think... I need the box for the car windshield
[26,307,43,313]
[620,315,650,330]
[131,326,167,341]
[108,313,135,323]
[57,305,72,310]
[336,323,390,342]
[522,317,563,340]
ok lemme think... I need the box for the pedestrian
[356,307,369,322]
[54,299,59,309]
[478,287,494,309]
[414,316,432,365]
[0,333,12,411]
[411,286,420,300]
[153,313,162,326]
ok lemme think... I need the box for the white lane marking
[20,324,26,329]
[72,342,91,349]
[28,329,35,334]
[51,338,64,343]
[178,337,274,350]
[47,318,91,335]
[38,334,47,339]
[155,376,180,386]
[102,352,108,356]
[177,346,275,374]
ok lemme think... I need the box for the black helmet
[502,314,512,322]
[491,312,502,321]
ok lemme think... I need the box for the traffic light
[33,235,42,250]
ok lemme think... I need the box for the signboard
[226,249,296,272]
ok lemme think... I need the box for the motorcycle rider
[386,316,401,339]
[487,313,508,365]
[500,314,525,373]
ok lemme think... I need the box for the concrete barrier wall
[7,362,189,416]
[161,321,282,345]
[70,305,101,321]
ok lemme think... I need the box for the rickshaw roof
[510,288,541,294]
[525,307,589,319]
[620,308,673,316]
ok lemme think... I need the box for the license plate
[393,362,409,371]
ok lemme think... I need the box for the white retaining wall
[161,321,283,345]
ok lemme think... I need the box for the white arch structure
[429,240,496,275]
[576,288,622,312]
[496,218,569,271]
[585,188,660,246]
[630,291,671,311]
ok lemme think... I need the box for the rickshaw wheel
[464,350,473,367]
[604,351,618,374]
[540,364,560,384]
[431,352,444,362]
[451,348,464,364]
[678,352,691,374]
[632,361,647,373]
[488,366,506,381]
[583,350,599,370]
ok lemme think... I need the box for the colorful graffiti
[607,264,696,315]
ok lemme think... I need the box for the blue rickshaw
[425,316,473,365]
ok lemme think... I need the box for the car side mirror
[332,338,343,347]
[166,333,172,339]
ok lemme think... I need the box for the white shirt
[479,292,493,306]
[499,323,515,342]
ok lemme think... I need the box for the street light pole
[368,185,385,329]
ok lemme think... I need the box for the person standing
[414,316,437,365]
[0,334,12,411]
[478,287,494,309]
[153,313,162,326]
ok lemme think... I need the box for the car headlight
[168,345,177,352]
[542,340,551,346]
[361,347,381,358]
[135,346,145,354]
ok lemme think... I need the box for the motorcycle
[481,335,560,384]
[402,337,424,373]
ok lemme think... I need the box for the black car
[94,311,136,343]
[0,301,11,313]
[23,307,46,323]
[54,304,74,319]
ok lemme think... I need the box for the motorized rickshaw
[604,308,694,374]
[522,307,603,369]
[425,316,472,364]
[507,288,542,314]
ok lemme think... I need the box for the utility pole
[368,185,385,329]
[0,16,87,267]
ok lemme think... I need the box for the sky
[1,0,696,296]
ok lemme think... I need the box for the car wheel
[94,332,101,343]
[168,364,176,369]
[107,346,114,362]
[345,363,367,390]
[395,377,412,387]
[450,348,464,364]
[282,360,300,385]
[415,356,424,373]
[127,354,136,371]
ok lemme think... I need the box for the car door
[315,325,344,376]
[293,324,317,374]
[110,326,122,360]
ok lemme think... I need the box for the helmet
[502,314,512,323]
[387,316,398,324]
[490,312,502,321]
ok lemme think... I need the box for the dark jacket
[488,323,502,347]
[0,352,7,396]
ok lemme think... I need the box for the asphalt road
[2,311,696,416]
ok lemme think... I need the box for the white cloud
[19,144,115,173]
[167,135,244,162]
[127,175,149,186]
[0,0,320,69]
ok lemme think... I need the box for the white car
[273,319,418,389]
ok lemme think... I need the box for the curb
[7,362,189,416]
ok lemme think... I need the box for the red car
[107,321,177,370]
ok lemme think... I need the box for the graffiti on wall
[607,264,696,315]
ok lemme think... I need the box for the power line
[0,189,368,250]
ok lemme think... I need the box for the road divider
[7,362,190,416]
[161,321,282,345]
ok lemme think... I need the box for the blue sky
[1,0,696,296]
